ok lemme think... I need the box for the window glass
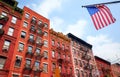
[43,63,48,72]
[3,40,11,51]
[18,43,24,51]
[36,48,40,54]
[44,40,48,47]
[38,20,42,25]
[26,59,31,65]
[44,51,48,59]
[44,23,48,28]
[52,40,55,46]
[25,13,30,19]
[59,65,62,72]
[15,56,22,67]
[1,12,7,17]
[23,21,28,27]
[36,37,42,44]
[0,57,6,69]
[35,61,39,67]
[57,42,60,47]
[52,50,55,58]
[62,44,65,50]
[7,27,14,36]
[12,74,19,77]
[21,31,26,38]
[0,24,3,29]
[28,46,33,52]
[52,63,56,71]
[29,34,34,39]
[44,32,48,36]
[11,17,17,24]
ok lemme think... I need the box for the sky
[17,0,120,63]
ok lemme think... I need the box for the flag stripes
[87,5,116,30]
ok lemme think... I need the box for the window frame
[0,56,6,69]
[11,16,17,24]
[7,27,14,36]
[2,40,11,51]
[21,31,26,38]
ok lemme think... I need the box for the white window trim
[12,73,20,77]
[11,16,17,24]
[43,39,48,47]
[23,21,28,28]
[23,74,30,77]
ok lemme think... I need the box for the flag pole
[82,0,120,8]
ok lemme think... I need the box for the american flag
[87,5,116,30]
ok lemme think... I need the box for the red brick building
[50,29,74,77]
[8,6,50,77]
[0,0,50,77]
[111,63,120,77]
[0,0,23,77]
[67,33,99,77]
[95,56,113,77]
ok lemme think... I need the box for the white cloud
[64,20,88,38]
[50,17,64,32]
[87,35,120,63]
[29,0,65,17]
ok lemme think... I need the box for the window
[74,59,78,65]
[2,40,11,51]
[26,59,31,67]
[73,49,76,56]
[0,56,6,69]
[31,17,36,24]
[58,53,61,59]
[70,68,72,73]
[63,54,66,59]
[15,56,22,67]
[35,48,40,54]
[52,63,56,71]
[23,21,28,27]
[1,12,7,17]
[30,26,35,31]
[44,51,48,59]
[62,44,65,50]
[32,17,36,21]
[36,37,42,44]
[0,24,3,29]
[21,31,26,38]
[7,27,14,36]
[52,50,55,58]
[43,63,48,72]
[37,28,42,34]
[23,75,30,77]
[79,60,82,67]
[28,46,33,52]
[57,42,60,47]
[18,43,24,51]
[44,40,48,47]
[29,34,34,39]
[68,56,70,61]
[59,65,62,72]
[38,20,42,25]
[34,61,39,68]
[11,17,17,24]
[44,23,48,28]
[81,71,84,77]
[52,40,55,46]
[76,69,80,77]
[44,32,48,37]
[25,13,30,19]
[12,74,19,77]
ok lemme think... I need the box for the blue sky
[17,0,120,63]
